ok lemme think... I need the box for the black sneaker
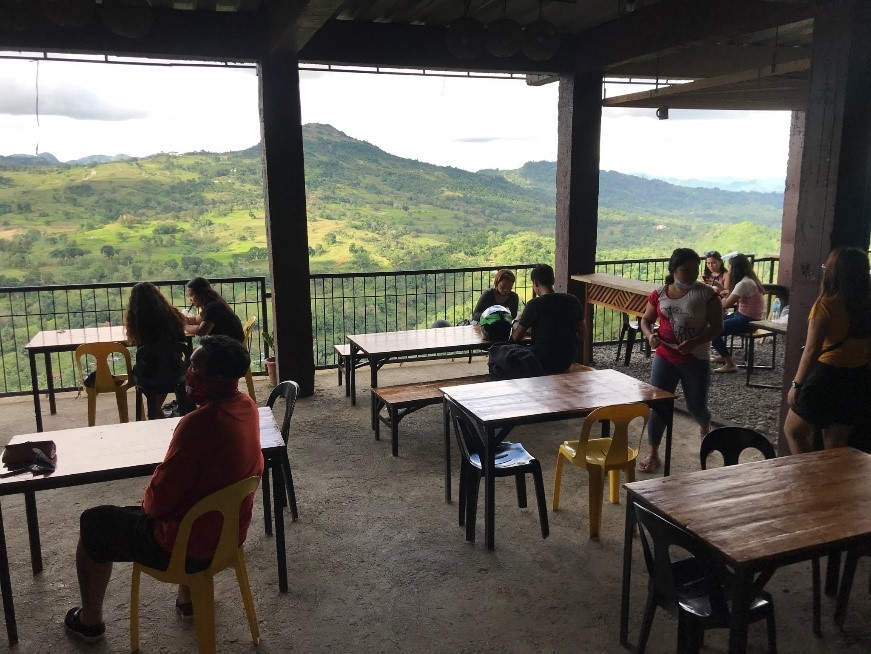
[175,600,194,622]
[64,607,105,643]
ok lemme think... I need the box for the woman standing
[784,247,871,453]
[638,248,723,472]
[702,250,730,295]
[710,254,766,372]
[472,269,520,322]
[125,282,188,419]
[184,277,244,342]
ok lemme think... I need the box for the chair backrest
[576,403,650,467]
[164,476,261,578]
[75,342,133,392]
[699,427,775,469]
[452,409,483,461]
[634,503,728,615]
[134,341,191,393]
[242,316,256,351]
[266,380,300,445]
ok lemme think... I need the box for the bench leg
[372,394,381,440]
[390,407,400,457]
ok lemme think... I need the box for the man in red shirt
[65,335,264,642]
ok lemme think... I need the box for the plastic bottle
[771,298,781,320]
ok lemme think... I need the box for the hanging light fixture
[522,1,560,61]
[0,0,40,31]
[41,0,95,29]
[101,0,153,39]
[486,0,521,58]
[446,2,485,60]
[617,0,644,18]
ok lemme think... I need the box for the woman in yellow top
[784,247,871,453]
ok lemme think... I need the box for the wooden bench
[333,344,369,396]
[371,375,489,457]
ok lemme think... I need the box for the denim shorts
[794,363,871,429]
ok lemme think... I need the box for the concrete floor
[0,360,869,653]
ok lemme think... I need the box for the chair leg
[608,469,620,504]
[458,461,467,527]
[130,566,141,652]
[834,548,861,627]
[282,451,299,521]
[530,461,549,539]
[623,326,637,366]
[811,556,821,636]
[466,471,480,543]
[636,588,657,654]
[552,452,565,511]
[826,551,842,596]
[615,323,627,363]
[587,466,604,539]
[135,388,144,421]
[233,550,261,645]
[87,391,97,427]
[262,469,273,536]
[514,473,528,509]
[765,604,777,654]
[190,578,217,654]
[115,388,129,423]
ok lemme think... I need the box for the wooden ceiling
[0,0,816,110]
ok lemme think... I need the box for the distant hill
[0,123,783,284]
[0,152,132,167]
[634,174,785,194]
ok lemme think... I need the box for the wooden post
[258,54,315,396]
[777,0,871,453]
[556,73,603,363]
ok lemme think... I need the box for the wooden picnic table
[621,448,871,653]
[24,326,129,432]
[746,319,789,389]
[0,407,289,644]
[442,368,676,550]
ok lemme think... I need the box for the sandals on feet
[637,456,662,473]
[710,356,725,364]
[64,607,105,643]
[713,365,737,373]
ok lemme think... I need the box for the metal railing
[0,257,781,396]
[0,277,268,397]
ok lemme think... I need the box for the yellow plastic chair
[552,403,650,539]
[241,316,257,401]
[130,476,261,654]
[74,342,136,426]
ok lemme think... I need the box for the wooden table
[746,319,788,389]
[346,324,491,416]
[620,448,871,653]
[24,326,128,432]
[0,407,289,644]
[572,273,657,364]
[442,369,675,550]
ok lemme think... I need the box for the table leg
[663,400,674,477]
[728,569,752,653]
[620,498,634,646]
[349,344,357,406]
[443,400,452,503]
[28,351,43,433]
[369,358,379,430]
[0,502,18,645]
[44,353,57,416]
[24,491,42,574]
[484,426,496,550]
[271,457,288,593]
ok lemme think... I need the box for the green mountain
[0,123,783,286]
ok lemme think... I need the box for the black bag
[487,343,544,381]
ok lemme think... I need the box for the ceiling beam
[0,8,265,61]
[299,0,813,74]
[268,0,344,54]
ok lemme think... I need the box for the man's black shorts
[80,506,209,573]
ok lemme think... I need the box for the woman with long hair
[125,282,187,419]
[184,276,244,342]
[710,253,766,373]
[472,269,520,322]
[784,247,871,453]
[702,250,730,296]
[638,248,723,472]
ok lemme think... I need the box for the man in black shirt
[488,264,584,379]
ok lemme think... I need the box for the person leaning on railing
[638,248,724,473]
[183,276,244,342]
[784,247,871,453]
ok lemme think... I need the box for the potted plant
[262,327,278,386]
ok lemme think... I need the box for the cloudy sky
[0,57,792,181]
